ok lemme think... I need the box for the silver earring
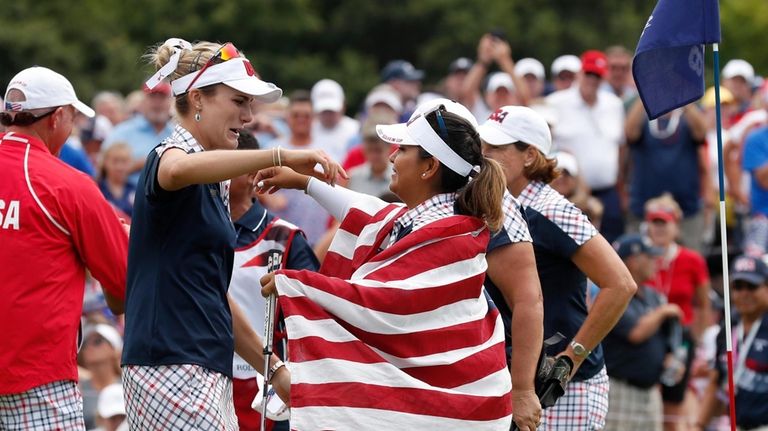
[421,173,427,178]
[194,111,201,122]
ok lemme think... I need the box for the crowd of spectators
[5,32,768,430]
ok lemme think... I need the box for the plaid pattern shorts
[539,367,610,431]
[604,377,662,431]
[0,380,85,430]
[123,364,238,430]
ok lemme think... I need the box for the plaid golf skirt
[0,380,85,430]
[123,364,238,430]
[539,367,610,431]
[604,377,662,431]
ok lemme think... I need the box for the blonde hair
[644,192,683,220]
[144,40,222,116]
[98,142,131,180]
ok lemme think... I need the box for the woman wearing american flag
[257,99,515,430]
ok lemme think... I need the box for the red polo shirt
[0,132,127,394]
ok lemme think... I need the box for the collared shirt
[517,180,602,382]
[0,132,128,394]
[103,115,174,185]
[546,87,625,189]
[122,124,236,378]
[388,192,457,247]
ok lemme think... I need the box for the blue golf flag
[633,0,721,119]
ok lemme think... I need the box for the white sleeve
[306,178,388,221]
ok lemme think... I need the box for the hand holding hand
[255,166,311,194]
[281,149,347,185]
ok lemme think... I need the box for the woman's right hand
[255,167,311,194]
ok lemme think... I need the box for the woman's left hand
[260,272,277,297]
[281,148,348,185]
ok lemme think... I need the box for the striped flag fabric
[273,198,513,430]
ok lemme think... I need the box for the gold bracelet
[271,147,277,167]
[277,145,282,167]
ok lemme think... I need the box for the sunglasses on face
[185,42,243,93]
[733,280,761,292]
[0,108,58,127]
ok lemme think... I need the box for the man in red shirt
[0,66,128,430]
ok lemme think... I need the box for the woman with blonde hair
[121,38,344,429]
[256,99,515,429]
[477,105,636,430]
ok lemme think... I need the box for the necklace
[649,109,682,140]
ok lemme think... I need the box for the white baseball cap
[486,72,515,93]
[311,79,344,113]
[516,58,546,81]
[364,84,403,114]
[376,98,478,176]
[477,105,553,157]
[722,59,755,85]
[4,67,95,117]
[554,151,579,176]
[551,55,582,75]
[164,42,282,102]
[97,383,126,419]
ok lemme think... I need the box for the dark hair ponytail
[419,109,506,231]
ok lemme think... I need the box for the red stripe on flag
[280,295,500,359]
[291,382,511,421]
[282,270,486,315]
[288,334,508,389]
[401,342,509,388]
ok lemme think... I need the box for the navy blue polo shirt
[122,126,237,378]
[715,313,768,429]
[518,181,603,382]
[603,285,670,388]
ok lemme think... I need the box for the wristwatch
[569,340,591,359]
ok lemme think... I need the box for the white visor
[377,107,474,177]
[170,58,282,103]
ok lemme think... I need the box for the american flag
[274,198,513,429]
[4,101,23,112]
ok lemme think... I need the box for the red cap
[580,50,608,78]
[144,81,172,96]
[645,209,677,223]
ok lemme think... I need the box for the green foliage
[0,0,763,114]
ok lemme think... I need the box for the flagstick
[712,42,737,431]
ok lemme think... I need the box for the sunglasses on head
[0,108,58,127]
[185,42,242,93]
[733,280,761,291]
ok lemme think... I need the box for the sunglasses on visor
[0,108,58,127]
[184,42,242,93]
